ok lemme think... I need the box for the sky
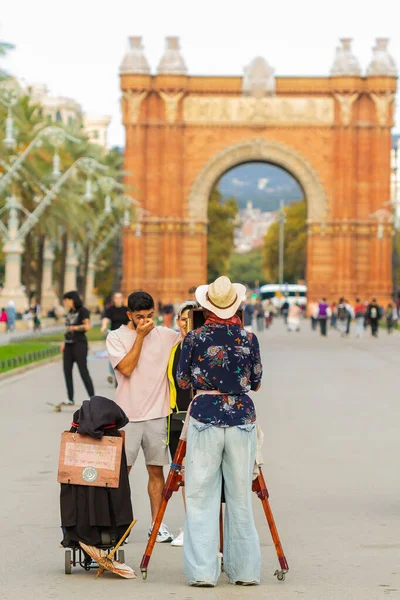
[1,0,399,147]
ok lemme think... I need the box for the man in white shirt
[107,291,180,542]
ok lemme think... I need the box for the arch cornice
[187,138,328,222]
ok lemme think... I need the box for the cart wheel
[65,550,72,574]
[275,569,286,582]
[117,549,125,563]
[141,569,148,580]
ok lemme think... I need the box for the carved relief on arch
[334,93,359,127]
[121,90,148,125]
[370,92,395,127]
[159,90,184,124]
[186,139,329,223]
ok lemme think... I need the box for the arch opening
[207,160,307,286]
[187,138,328,224]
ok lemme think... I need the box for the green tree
[263,199,307,283]
[0,40,14,79]
[207,187,238,282]
[228,248,265,288]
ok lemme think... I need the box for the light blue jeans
[184,417,261,586]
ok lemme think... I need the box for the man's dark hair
[128,291,154,312]
[63,290,83,309]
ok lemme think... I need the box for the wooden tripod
[140,439,289,581]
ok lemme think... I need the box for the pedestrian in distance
[177,276,263,587]
[287,302,301,332]
[330,302,337,329]
[106,291,181,544]
[306,300,318,331]
[354,298,366,338]
[163,302,174,329]
[167,299,199,547]
[336,298,349,337]
[101,292,129,385]
[29,300,41,332]
[385,303,395,334]
[254,299,265,333]
[61,291,95,406]
[243,298,255,332]
[366,298,381,338]
[392,303,398,329]
[317,298,331,336]
[0,307,7,329]
[262,298,275,329]
[6,300,16,333]
[281,299,290,325]
[344,299,354,336]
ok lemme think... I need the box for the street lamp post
[84,194,146,309]
[0,78,19,150]
[0,157,106,310]
[277,199,286,289]
[392,142,399,304]
[0,124,81,193]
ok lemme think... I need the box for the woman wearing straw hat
[177,276,263,587]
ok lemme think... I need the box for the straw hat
[195,276,246,319]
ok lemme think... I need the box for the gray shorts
[124,417,169,467]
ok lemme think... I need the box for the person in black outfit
[281,299,290,325]
[61,290,95,405]
[101,292,129,384]
[366,298,381,338]
[167,300,198,547]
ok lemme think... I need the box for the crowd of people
[0,299,44,333]
[307,297,397,338]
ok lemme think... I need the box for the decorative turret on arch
[186,138,329,223]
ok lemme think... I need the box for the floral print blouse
[177,321,263,427]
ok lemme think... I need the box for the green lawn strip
[0,326,103,373]
[0,341,59,373]
[0,341,55,360]
[32,325,104,344]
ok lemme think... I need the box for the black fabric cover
[60,396,133,547]
[72,395,129,438]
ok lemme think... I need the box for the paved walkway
[1,320,399,599]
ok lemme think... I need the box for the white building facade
[26,83,111,148]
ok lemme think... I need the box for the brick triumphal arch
[120,37,397,304]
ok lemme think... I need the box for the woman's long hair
[63,290,83,310]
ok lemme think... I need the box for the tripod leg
[219,503,223,555]
[253,467,289,581]
[140,439,187,579]
[219,503,224,571]
[140,498,169,579]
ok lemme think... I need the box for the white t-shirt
[106,325,180,422]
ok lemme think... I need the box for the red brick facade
[120,72,397,305]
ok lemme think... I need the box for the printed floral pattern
[177,322,263,427]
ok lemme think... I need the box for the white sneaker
[148,522,174,543]
[171,529,184,547]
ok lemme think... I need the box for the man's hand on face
[136,318,155,338]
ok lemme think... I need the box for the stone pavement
[1,320,399,599]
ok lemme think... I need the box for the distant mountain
[216,162,303,211]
